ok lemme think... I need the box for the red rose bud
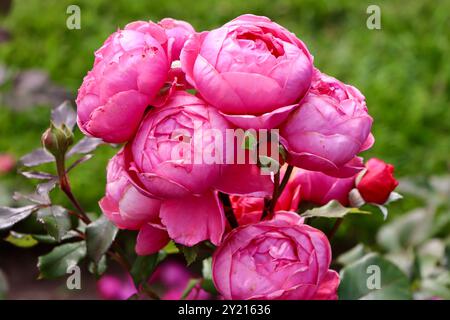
[357,158,399,204]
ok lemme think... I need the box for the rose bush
[3,14,406,302]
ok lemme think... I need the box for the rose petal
[135,223,170,255]
[160,192,225,246]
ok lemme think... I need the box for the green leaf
[376,208,433,252]
[337,244,367,266]
[37,206,71,242]
[130,254,158,288]
[416,239,446,278]
[0,205,38,230]
[177,244,199,266]
[67,137,103,157]
[338,253,412,300]
[201,278,217,295]
[37,241,86,279]
[446,242,450,271]
[35,179,58,200]
[88,255,107,277]
[32,231,78,244]
[19,170,55,180]
[163,241,179,255]
[51,101,76,130]
[301,200,371,219]
[86,216,118,263]
[4,231,38,248]
[13,191,50,205]
[19,148,54,167]
[419,273,450,300]
[0,269,8,300]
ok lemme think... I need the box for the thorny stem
[262,170,279,219]
[278,165,294,196]
[219,192,239,229]
[67,209,88,224]
[55,155,91,224]
[268,170,280,214]
[262,165,294,221]
[55,154,132,274]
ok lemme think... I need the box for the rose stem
[219,192,238,229]
[278,164,294,195]
[263,164,294,219]
[55,155,91,224]
[56,154,134,274]
[268,170,280,213]
[262,170,279,220]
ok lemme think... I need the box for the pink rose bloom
[158,18,195,61]
[123,91,228,246]
[357,158,399,204]
[129,91,230,199]
[289,167,356,206]
[212,211,339,300]
[181,14,313,129]
[99,150,169,255]
[0,153,15,174]
[76,21,170,143]
[124,91,272,246]
[281,69,374,177]
[97,274,137,300]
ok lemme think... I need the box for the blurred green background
[0,0,449,246]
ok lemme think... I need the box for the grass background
[0,0,449,245]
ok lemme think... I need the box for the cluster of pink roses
[76,15,398,300]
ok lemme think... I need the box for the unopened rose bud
[356,158,399,204]
[41,122,74,158]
